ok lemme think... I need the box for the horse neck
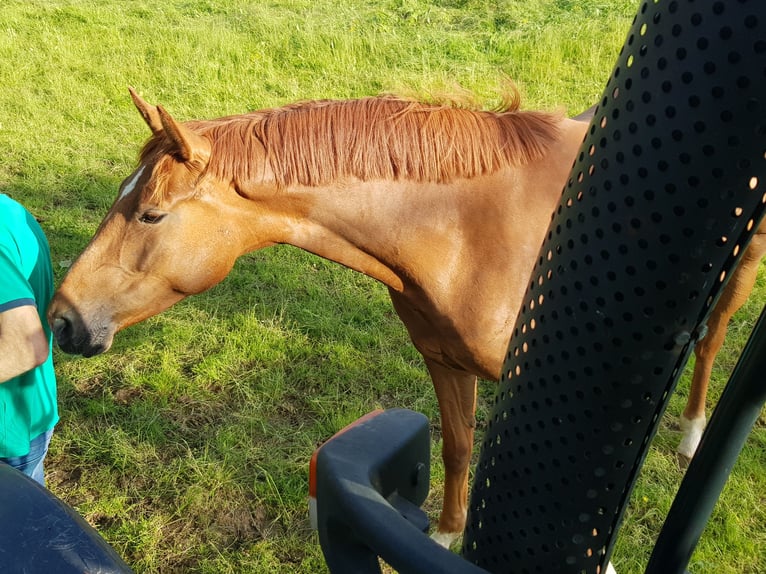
[275,179,434,293]
[274,172,524,295]
[243,116,590,297]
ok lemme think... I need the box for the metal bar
[646,305,766,573]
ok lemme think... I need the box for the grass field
[1,1,764,572]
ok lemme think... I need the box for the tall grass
[0,1,763,572]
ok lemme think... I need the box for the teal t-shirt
[0,194,59,457]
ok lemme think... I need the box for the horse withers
[48,88,763,546]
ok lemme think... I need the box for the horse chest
[388,289,506,380]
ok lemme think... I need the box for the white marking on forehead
[118,165,147,202]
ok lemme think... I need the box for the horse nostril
[52,316,72,342]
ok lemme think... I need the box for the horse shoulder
[393,118,590,379]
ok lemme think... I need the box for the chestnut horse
[48,88,763,546]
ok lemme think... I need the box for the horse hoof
[676,451,692,470]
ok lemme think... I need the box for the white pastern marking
[678,414,706,460]
[118,165,146,202]
[431,530,459,549]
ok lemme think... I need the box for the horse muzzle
[48,302,114,357]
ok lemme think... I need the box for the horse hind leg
[425,359,478,549]
[679,238,764,462]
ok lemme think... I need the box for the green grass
[1,1,763,572]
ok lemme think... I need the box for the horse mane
[140,90,563,193]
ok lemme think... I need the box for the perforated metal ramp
[462,1,766,572]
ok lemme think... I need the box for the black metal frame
[312,408,489,573]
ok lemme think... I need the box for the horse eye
[138,212,166,224]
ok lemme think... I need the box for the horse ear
[129,87,164,135]
[156,105,210,164]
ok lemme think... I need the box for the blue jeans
[0,429,53,486]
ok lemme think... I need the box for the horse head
[48,89,267,356]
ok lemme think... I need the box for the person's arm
[0,304,49,383]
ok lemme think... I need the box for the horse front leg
[679,241,764,461]
[424,358,478,549]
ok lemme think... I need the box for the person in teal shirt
[0,194,59,486]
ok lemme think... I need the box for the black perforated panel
[463,1,766,572]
